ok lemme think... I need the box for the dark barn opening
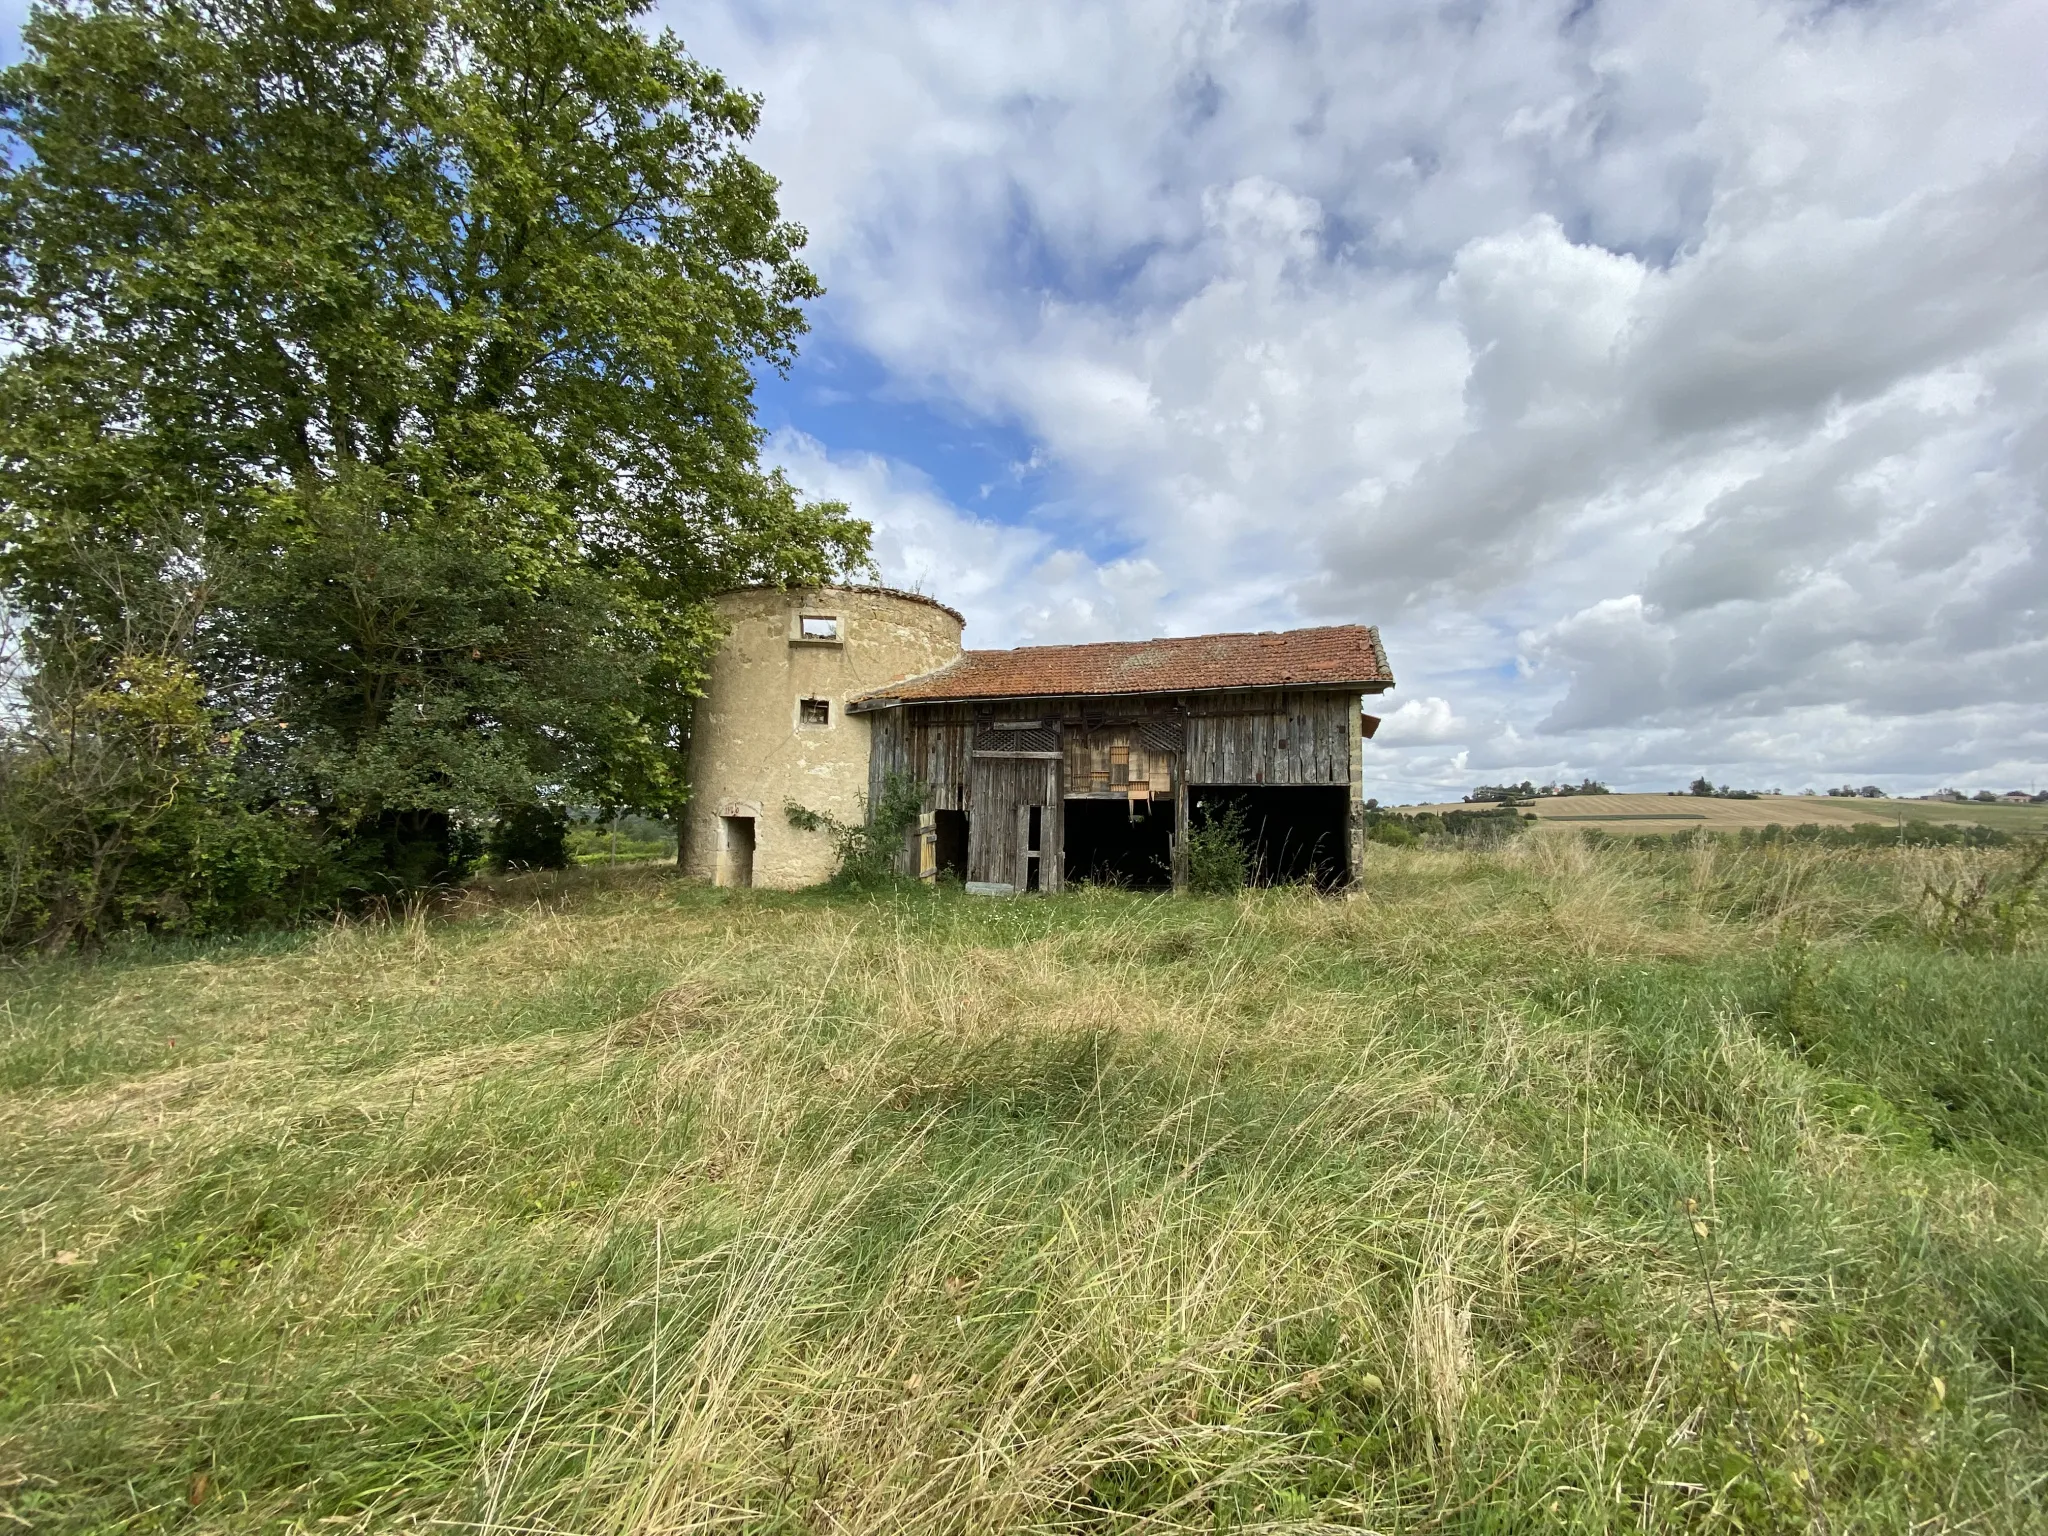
[934,810,968,881]
[1063,798,1176,889]
[1191,786,1350,889]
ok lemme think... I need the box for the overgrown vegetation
[1922,839,2048,955]
[785,771,925,890]
[1368,804,1530,845]
[0,0,865,951]
[1184,800,1251,892]
[4,837,2044,1531]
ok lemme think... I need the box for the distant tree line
[1690,777,1762,799]
[1455,778,2042,809]
[1465,779,1609,803]
[0,0,867,951]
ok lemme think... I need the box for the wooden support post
[1173,759,1191,892]
[1347,695,1368,885]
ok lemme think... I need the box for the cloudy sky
[7,1,2046,800]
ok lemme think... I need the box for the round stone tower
[681,585,964,888]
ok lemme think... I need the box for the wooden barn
[850,625,1394,893]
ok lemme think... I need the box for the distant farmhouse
[681,586,1395,892]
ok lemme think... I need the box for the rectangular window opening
[799,697,830,726]
[798,615,840,640]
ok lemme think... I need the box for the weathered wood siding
[867,705,970,813]
[871,687,1369,887]
[967,756,1061,890]
[885,690,1358,796]
[1184,691,1353,786]
[861,708,908,875]
[869,702,1044,814]
[865,706,906,811]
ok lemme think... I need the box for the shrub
[0,653,338,948]
[1185,803,1251,893]
[786,771,925,891]
[1367,818,1418,848]
[1922,842,2048,956]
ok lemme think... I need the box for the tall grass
[2,844,2045,1532]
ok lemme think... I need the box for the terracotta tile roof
[854,625,1392,706]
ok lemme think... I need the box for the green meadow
[4,839,2045,1533]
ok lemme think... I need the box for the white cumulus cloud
[671,0,2048,799]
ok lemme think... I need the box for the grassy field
[1402,794,2048,837]
[3,842,2046,1533]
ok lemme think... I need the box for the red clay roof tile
[855,625,1392,705]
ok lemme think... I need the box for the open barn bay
[3,842,2046,1533]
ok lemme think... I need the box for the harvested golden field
[1403,792,2048,835]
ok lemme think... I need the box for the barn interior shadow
[1190,786,1349,889]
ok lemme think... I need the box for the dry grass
[2,849,2046,1532]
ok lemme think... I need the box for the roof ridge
[960,622,1374,655]
[851,623,1393,708]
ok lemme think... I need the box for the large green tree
[0,0,868,910]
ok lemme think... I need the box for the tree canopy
[0,0,869,943]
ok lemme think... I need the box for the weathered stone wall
[682,587,963,889]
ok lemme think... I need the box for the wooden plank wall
[1185,691,1354,786]
[867,705,976,813]
[865,707,906,813]
[880,691,1361,800]
[966,756,1060,889]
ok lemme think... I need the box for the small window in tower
[798,614,840,640]
[799,697,831,726]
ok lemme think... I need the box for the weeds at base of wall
[786,771,926,891]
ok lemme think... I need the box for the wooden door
[967,755,1061,893]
